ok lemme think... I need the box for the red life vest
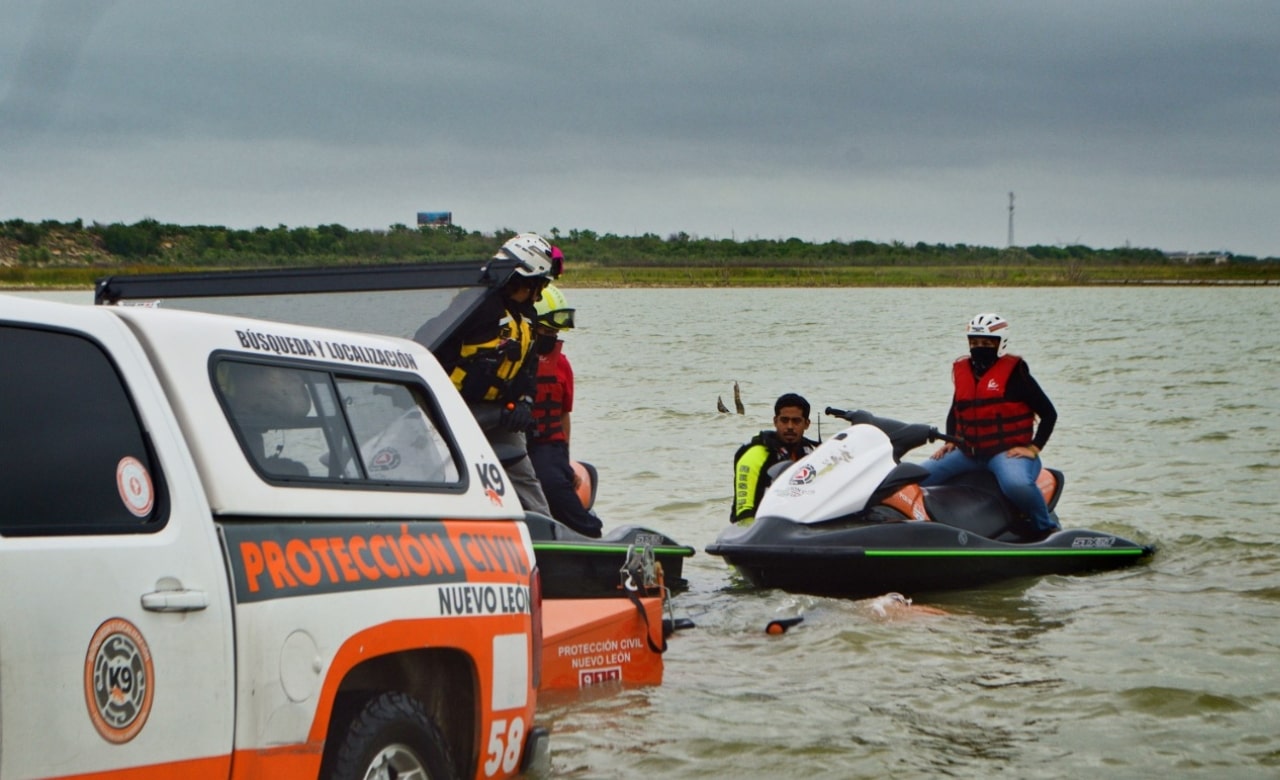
[532,343,572,443]
[952,354,1034,457]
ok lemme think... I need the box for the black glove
[501,400,534,432]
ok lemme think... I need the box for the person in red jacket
[919,312,1060,537]
[526,284,603,537]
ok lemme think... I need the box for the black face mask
[534,333,559,355]
[969,346,999,372]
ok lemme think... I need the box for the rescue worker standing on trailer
[527,283,604,537]
[919,313,1060,538]
[437,233,560,516]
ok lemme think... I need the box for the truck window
[0,325,166,536]
[337,378,461,484]
[216,361,345,479]
[215,360,461,486]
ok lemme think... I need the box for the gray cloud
[1,0,119,134]
[1,1,1276,254]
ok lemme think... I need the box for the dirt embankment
[1,229,109,268]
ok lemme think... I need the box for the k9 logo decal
[477,462,506,494]
[84,618,155,744]
[477,462,507,506]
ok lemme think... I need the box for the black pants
[528,441,603,538]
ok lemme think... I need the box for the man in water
[862,593,949,619]
[731,392,820,524]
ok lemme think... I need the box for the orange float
[571,460,597,510]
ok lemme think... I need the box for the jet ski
[706,408,1154,598]
[525,461,695,599]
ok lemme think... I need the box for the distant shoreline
[3,221,1276,289]
[4,277,1277,293]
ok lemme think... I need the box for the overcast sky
[2,1,1276,256]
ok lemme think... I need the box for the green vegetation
[2,218,1276,288]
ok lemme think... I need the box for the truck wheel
[328,691,456,780]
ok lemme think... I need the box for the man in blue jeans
[919,312,1060,537]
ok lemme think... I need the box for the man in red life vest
[919,313,1061,537]
[526,283,604,537]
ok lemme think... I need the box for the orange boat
[538,542,684,691]
[535,476,693,691]
[540,594,667,691]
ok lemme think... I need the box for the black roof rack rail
[93,258,523,353]
[94,259,518,304]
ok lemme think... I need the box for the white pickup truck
[0,291,549,779]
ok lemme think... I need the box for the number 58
[484,716,525,776]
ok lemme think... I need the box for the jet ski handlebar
[823,407,870,425]
[928,429,964,446]
[824,407,963,456]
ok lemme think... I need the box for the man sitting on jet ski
[731,393,820,523]
[919,313,1061,538]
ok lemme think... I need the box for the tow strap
[619,544,668,654]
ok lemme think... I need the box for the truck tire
[327,691,457,780]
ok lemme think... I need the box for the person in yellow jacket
[731,393,819,523]
[436,233,561,515]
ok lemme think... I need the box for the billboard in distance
[417,211,452,227]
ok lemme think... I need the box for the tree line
[1,217,1270,270]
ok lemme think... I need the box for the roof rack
[94,258,523,352]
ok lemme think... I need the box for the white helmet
[495,232,558,278]
[966,312,1009,355]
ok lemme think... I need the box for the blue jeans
[919,448,1059,533]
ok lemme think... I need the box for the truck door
[0,313,236,780]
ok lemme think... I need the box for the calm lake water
[555,287,1280,780]
[15,287,1280,778]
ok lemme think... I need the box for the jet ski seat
[868,462,931,506]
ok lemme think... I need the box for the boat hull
[525,515,695,599]
[707,516,1153,598]
[540,596,665,690]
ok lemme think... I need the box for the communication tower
[1007,192,1015,248]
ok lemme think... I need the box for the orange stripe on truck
[221,519,531,602]
[51,746,327,780]
[54,755,230,780]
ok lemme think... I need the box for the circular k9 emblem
[84,618,155,743]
